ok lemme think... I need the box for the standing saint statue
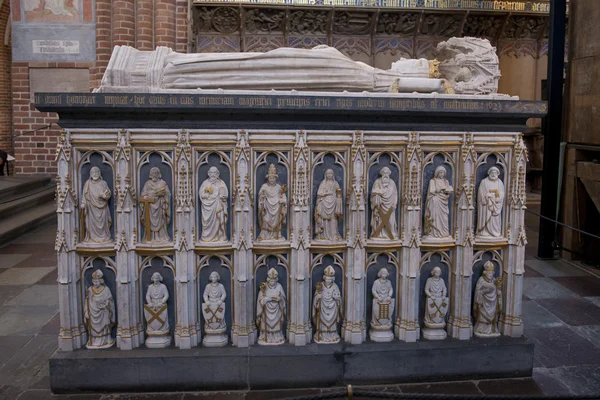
[313,265,342,344]
[476,166,505,239]
[369,268,395,342]
[140,167,171,243]
[144,272,171,348]
[473,261,503,338]
[423,166,453,240]
[422,267,449,340]
[256,268,287,345]
[84,269,116,349]
[314,169,343,242]
[81,166,112,244]
[257,164,287,241]
[370,167,399,240]
[202,271,228,347]
[199,166,229,243]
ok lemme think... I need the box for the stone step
[0,202,56,246]
[0,175,53,204]
[0,184,56,220]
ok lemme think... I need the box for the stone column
[174,130,200,349]
[343,132,367,344]
[395,132,421,343]
[288,131,311,346]
[501,136,528,337]
[56,131,86,351]
[114,130,143,350]
[231,131,257,347]
[448,133,476,340]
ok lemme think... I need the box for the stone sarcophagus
[36,42,546,391]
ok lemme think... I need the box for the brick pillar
[175,0,189,53]
[136,0,154,50]
[155,0,177,49]
[92,0,112,88]
[112,0,135,47]
[0,0,13,155]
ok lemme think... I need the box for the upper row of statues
[80,163,505,246]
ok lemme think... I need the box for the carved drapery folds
[56,129,526,351]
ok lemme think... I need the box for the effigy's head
[92,269,104,287]
[267,268,279,285]
[266,164,278,184]
[151,272,163,283]
[208,166,220,180]
[488,166,500,181]
[325,169,334,180]
[434,166,446,178]
[431,266,442,278]
[90,166,101,180]
[150,167,162,181]
[209,271,220,282]
[378,267,389,280]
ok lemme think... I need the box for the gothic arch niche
[137,151,174,244]
[418,252,451,329]
[475,152,508,240]
[422,152,455,243]
[254,253,290,341]
[365,252,399,335]
[139,255,176,344]
[471,249,504,336]
[254,151,290,242]
[78,151,115,243]
[196,151,232,244]
[197,254,234,340]
[81,256,118,342]
[310,252,345,339]
[367,151,402,241]
[471,250,503,309]
[312,151,346,242]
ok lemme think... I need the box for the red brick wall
[12,0,189,175]
[0,1,13,155]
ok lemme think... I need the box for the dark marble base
[50,336,533,394]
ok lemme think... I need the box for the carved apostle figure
[81,166,112,244]
[477,166,505,238]
[202,271,228,347]
[424,166,453,240]
[473,262,502,338]
[370,166,399,240]
[257,164,287,241]
[315,169,343,242]
[140,167,171,243]
[84,269,116,349]
[313,265,342,344]
[369,268,395,342]
[199,167,229,243]
[422,267,449,340]
[144,272,171,348]
[256,268,287,345]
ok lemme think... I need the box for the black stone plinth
[50,336,533,394]
[34,92,547,131]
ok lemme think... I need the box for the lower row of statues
[79,164,506,246]
[83,262,503,349]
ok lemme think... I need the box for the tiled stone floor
[1,209,599,399]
